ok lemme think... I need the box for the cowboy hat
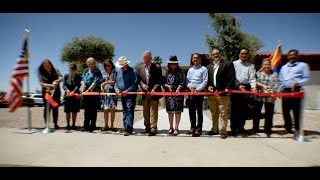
[115,56,131,68]
[166,55,180,63]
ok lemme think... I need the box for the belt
[283,86,301,92]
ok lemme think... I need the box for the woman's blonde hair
[259,58,271,72]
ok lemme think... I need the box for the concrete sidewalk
[133,108,212,134]
[0,108,320,167]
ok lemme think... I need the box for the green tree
[60,35,115,74]
[133,62,144,105]
[134,62,144,71]
[153,56,163,65]
[205,13,264,62]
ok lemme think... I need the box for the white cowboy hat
[115,56,131,68]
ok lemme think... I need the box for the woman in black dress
[63,63,81,130]
[163,56,185,135]
[38,59,63,129]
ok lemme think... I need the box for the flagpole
[15,28,39,134]
[24,29,32,131]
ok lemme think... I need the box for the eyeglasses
[241,53,248,55]
[212,52,220,55]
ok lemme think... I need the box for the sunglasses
[212,52,220,55]
[169,63,177,65]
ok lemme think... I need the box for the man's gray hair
[86,57,97,65]
[143,50,152,57]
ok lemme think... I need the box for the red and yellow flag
[270,41,282,73]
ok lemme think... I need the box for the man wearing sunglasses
[206,48,235,139]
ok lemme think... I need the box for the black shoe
[101,127,110,132]
[239,129,247,134]
[71,125,77,130]
[251,129,260,133]
[221,133,227,139]
[54,124,60,129]
[148,131,157,136]
[168,128,174,134]
[206,131,219,135]
[65,125,71,131]
[123,131,131,136]
[88,128,94,133]
[230,131,237,137]
[81,128,88,132]
[110,127,117,132]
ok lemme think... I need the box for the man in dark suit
[136,50,163,136]
[206,48,235,139]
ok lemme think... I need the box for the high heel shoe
[101,126,110,132]
[168,128,174,134]
[173,129,179,136]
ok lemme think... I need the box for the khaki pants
[208,95,230,134]
[142,95,159,131]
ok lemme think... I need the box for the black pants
[83,95,100,130]
[282,97,301,132]
[253,100,275,134]
[281,87,302,132]
[230,84,251,133]
[188,95,204,133]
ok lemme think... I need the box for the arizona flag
[8,33,29,112]
[270,41,282,74]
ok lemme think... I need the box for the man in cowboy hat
[114,56,138,136]
[136,50,163,136]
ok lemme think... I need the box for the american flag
[8,35,29,112]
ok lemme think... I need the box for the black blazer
[136,63,163,100]
[206,59,235,95]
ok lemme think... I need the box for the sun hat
[115,56,131,68]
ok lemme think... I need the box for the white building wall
[274,71,320,112]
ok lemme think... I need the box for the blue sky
[0,13,320,93]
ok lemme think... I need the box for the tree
[60,35,115,74]
[134,62,144,71]
[153,56,163,65]
[205,13,264,62]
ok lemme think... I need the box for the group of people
[37,48,310,139]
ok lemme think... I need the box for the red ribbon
[65,92,81,100]
[44,92,58,108]
[82,90,303,98]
